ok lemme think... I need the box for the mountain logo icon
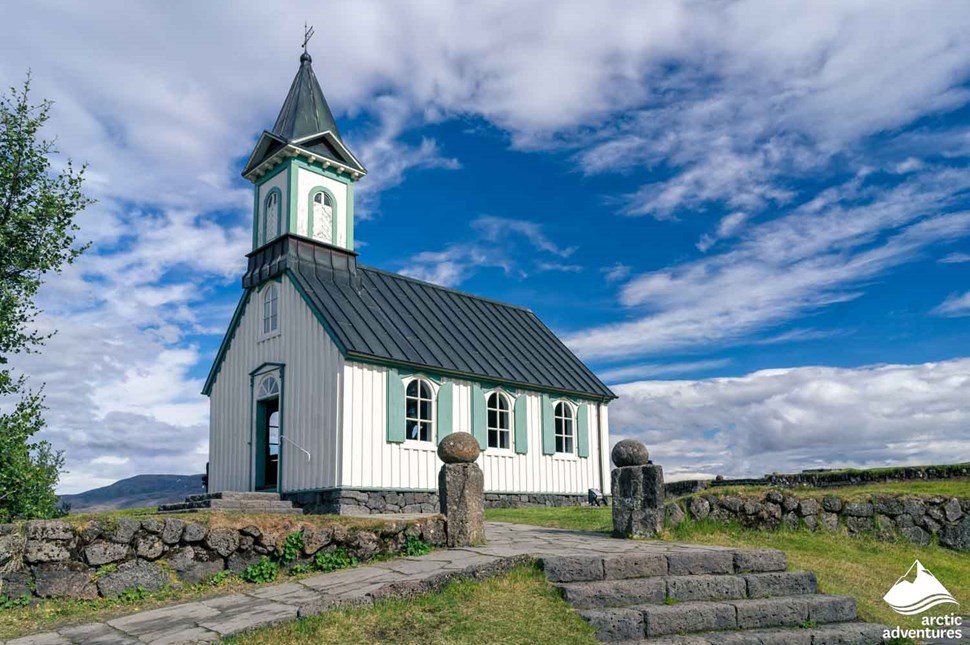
[883,560,959,615]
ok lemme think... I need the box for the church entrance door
[255,397,280,491]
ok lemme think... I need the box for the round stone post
[611,439,665,539]
[437,433,486,547]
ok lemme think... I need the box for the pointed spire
[271,51,342,143]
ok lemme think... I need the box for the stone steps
[558,571,818,609]
[157,492,303,515]
[539,549,887,643]
[616,621,887,644]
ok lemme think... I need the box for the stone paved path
[6,522,741,645]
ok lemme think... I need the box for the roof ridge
[357,264,535,314]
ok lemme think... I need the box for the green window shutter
[471,382,487,450]
[386,368,405,443]
[541,394,555,455]
[577,403,590,458]
[437,382,453,442]
[513,395,529,454]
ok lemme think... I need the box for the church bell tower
[242,47,366,253]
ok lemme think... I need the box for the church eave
[243,143,365,182]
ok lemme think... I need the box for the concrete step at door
[615,620,887,644]
[578,594,858,641]
[557,571,818,609]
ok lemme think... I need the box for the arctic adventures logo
[882,560,962,641]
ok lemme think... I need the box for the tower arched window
[487,392,512,450]
[554,401,574,454]
[262,283,279,335]
[405,378,435,442]
[263,190,281,244]
[308,188,334,244]
[257,374,280,399]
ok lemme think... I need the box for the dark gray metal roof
[236,236,615,400]
[242,54,365,177]
[273,53,342,143]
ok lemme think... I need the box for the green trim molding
[514,395,529,454]
[437,381,453,440]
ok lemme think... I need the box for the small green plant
[240,556,279,584]
[289,563,313,576]
[117,586,150,603]
[207,570,234,587]
[278,531,305,566]
[0,594,30,610]
[404,535,432,557]
[313,547,357,573]
[91,563,118,581]
[799,620,817,629]
[663,595,679,605]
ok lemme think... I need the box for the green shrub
[289,563,313,576]
[240,557,279,584]
[0,594,30,610]
[91,563,118,581]
[207,570,234,587]
[117,586,149,603]
[313,547,357,573]
[404,535,432,557]
[278,531,304,566]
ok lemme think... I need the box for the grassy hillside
[59,474,204,512]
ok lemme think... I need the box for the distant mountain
[60,474,205,512]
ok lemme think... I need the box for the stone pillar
[610,439,665,539]
[437,433,485,547]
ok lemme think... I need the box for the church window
[263,190,281,244]
[554,401,574,453]
[262,283,279,335]
[405,378,434,442]
[257,374,280,399]
[308,189,334,244]
[487,392,511,450]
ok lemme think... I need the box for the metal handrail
[281,435,311,462]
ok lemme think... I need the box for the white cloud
[602,263,631,283]
[610,358,970,481]
[400,216,574,287]
[940,252,970,264]
[566,170,970,360]
[697,211,749,252]
[933,291,970,317]
[599,359,731,384]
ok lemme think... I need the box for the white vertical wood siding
[339,364,608,495]
[208,276,343,492]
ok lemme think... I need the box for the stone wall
[708,463,970,490]
[0,515,446,601]
[666,491,970,553]
[285,488,590,514]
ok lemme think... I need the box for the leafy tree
[0,75,91,521]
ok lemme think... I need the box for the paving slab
[10,522,760,645]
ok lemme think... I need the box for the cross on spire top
[302,22,315,58]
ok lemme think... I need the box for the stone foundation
[284,489,592,515]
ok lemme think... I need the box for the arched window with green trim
[307,187,336,245]
[263,188,282,245]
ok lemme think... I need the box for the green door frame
[249,362,286,493]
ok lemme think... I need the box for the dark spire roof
[271,52,342,143]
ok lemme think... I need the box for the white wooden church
[203,49,616,514]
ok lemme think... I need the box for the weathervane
[303,22,315,55]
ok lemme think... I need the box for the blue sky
[1,1,968,491]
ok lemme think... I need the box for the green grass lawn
[702,476,970,500]
[224,565,595,645]
[486,506,970,630]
